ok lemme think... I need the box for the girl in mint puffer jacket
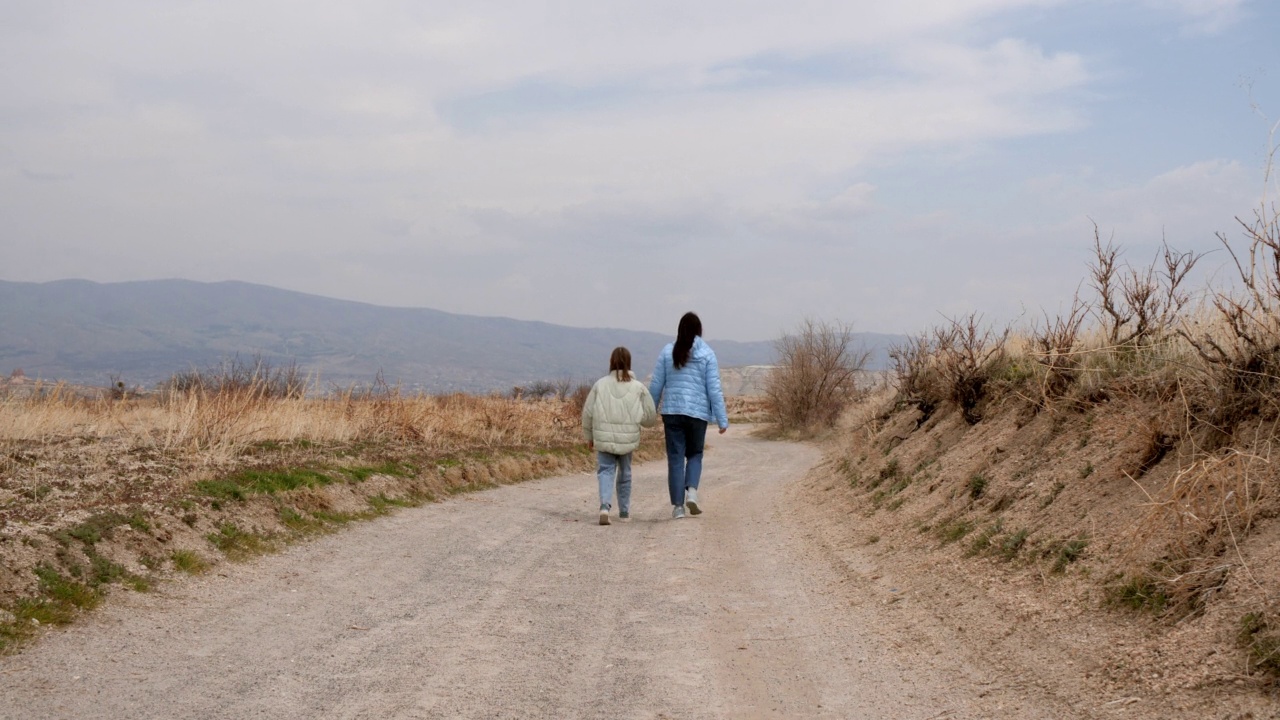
[581,347,658,525]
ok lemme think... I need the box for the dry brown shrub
[932,313,1010,424]
[1127,442,1277,615]
[888,333,940,419]
[764,319,869,432]
[567,383,592,418]
[1089,227,1199,349]
[1031,296,1088,403]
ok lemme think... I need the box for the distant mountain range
[0,279,904,393]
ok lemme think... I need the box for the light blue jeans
[597,451,633,513]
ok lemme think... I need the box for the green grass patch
[339,462,417,483]
[868,459,901,490]
[872,473,912,508]
[54,509,151,547]
[310,509,369,525]
[34,565,101,614]
[965,520,1003,557]
[171,549,210,574]
[1051,537,1089,572]
[196,468,337,500]
[835,457,862,487]
[1109,575,1169,614]
[124,576,152,592]
[368,494,418,513]
[937,519,974,544]
[207,523,276,560]
[1000,528,1029,560]
[87,551,126,586]
[967,474,988,500]
[1239,612,1280,675]
[278,506,329,534]
[0,613,33,654]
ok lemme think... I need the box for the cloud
[0,0,1267,341]
[1141,0,1246,34]
[20,168,72,182]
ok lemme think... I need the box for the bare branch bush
[1031,295,1088,403]
[933,313,1010,424]
[888,332,938,417]
[1090,226,1202,349]
[765,319,869,432]
[522,380,561,400]
[1177,124,1280,431]
[164,355,308,400]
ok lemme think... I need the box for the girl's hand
[718,426,727,435]
[588,440,595,450]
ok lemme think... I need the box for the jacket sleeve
[648,353,666,410]
[639,381,658,428]
[581,383,597,441]
[704,351,729,429]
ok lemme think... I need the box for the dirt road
[0,435,1082,719]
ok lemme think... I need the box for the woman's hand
[718,426,727,435]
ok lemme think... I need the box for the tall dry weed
[2,384,580,462]
[1126,440,1277,615]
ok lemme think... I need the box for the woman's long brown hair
[673,312,702,369]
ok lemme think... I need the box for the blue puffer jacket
[649,336,729,429]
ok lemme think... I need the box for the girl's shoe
[685,487,701,515]
[599,505,611,525]
[619,511,630,522]
[672,505,686,519]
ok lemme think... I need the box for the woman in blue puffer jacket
[649,312,729,519]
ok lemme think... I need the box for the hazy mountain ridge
[0,279,903,392]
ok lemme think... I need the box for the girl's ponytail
[609,346,632,382]
[673,312,702,369]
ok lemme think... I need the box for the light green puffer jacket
[581,373,658,455]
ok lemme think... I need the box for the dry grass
[0,385,576,457]
[1124,440,1277,615]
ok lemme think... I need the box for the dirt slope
[0,433,1263,719]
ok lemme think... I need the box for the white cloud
[0,0,1263,340]
[1140,0,1246,33]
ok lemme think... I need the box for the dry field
[0,382,660,652]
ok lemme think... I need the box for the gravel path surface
[0,434,1076,719]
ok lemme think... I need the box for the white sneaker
[685,487,701,515]
[599,505,611,525]
[672,505,686,519]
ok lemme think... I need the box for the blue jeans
[597,451,632,512]
[662,414,707,506]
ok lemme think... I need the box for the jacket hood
[601,374,639,398]
[691,336,713,359]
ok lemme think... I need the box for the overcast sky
[2,1,1277,341]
